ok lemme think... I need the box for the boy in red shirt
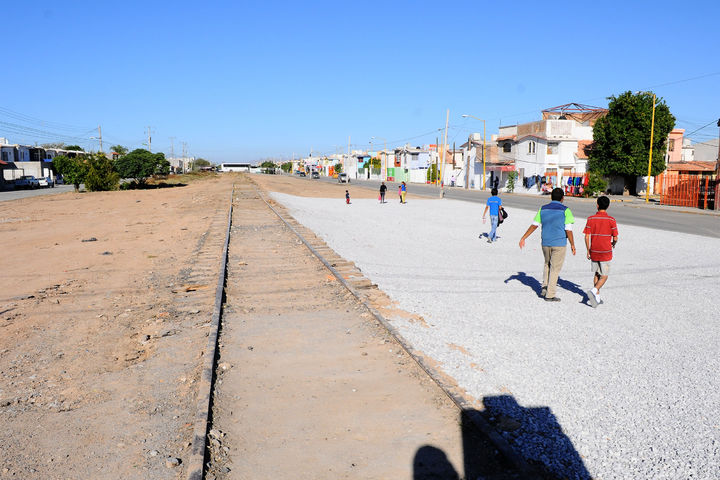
[583,196,618,307]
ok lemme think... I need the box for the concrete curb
[186,188,234,480]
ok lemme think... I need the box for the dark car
[311,172,319,179]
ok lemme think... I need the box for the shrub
[585,171,608,197]
[506,171,518,192]
[85,154,120,191]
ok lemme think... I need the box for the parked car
[38,176,55,188]
[311,172,319,179]
[15,175,40,189]
[337,173,348,183]
[298,171,306,177]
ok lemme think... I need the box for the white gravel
[271,192,720,480]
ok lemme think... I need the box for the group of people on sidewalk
[377,181,406,204]
[487,187,618,307]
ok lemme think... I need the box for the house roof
[667,161,717,172]
[496,135,516,142]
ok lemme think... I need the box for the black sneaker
[544,297,561,302]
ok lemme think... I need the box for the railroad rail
[186,179,538,479]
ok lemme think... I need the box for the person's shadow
[504,272,589,304]
[413,396,592,479]
[412,445,459,480]
[478,395,592,480]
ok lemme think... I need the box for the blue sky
[2,0,719,163]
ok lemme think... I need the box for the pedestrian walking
[401,182,407,204]
[345,190,351,204]
[583,196,618,308]
[398,185,403,203]
[482,188,502,243]
[518,187,576,302]
[379,182,387,203]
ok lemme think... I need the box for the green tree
[64,145,84,152]
[193,158,211,170]
[85,153,120,191]
[110,145,128,156]
[53,155,88,192]
[506,171,518,192]
[281,162,293,173]
[588,91,675,193]
[426,164,438,183]
[114,149,169,184]
[260,161,275,168]
[333,162,343,174]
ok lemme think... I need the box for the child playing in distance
[583,196,618,307]
[345,190,350,204]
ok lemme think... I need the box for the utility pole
[715,118,720,210]
[97,125,103,152]
[182,142,188,172]
[169,136,176,161]
[146,126,153,152]
[439,109,449,197]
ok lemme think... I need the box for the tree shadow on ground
[504,272,589,305]
[121,181,187,190]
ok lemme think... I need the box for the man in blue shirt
[518,188,576,302]
[482,188,502,243]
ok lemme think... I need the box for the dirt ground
[0,174,233,479]
[0,173,521,480]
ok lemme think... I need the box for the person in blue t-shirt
[518,187,576,302]
[482,188,502,243]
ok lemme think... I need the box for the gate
[657,172,717,210]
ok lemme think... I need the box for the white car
[337,173,348,183]
[38,176,55,188]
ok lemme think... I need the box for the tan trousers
[541,246,566,298]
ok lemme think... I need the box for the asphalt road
[308,175,720,238]
[0,184,76,202]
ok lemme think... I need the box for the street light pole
[645,94,656,203]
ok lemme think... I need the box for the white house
[497,103,608,194]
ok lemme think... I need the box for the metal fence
[656,172,717,210]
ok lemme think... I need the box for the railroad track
[186,176,538,480]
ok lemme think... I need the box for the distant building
[494,103,608,193]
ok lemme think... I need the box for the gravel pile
[272,192,720,480]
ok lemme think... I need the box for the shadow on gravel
[504,271,543,297]
[481,395,592,480]
[504,271,590,305]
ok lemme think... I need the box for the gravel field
[271,192,720,480]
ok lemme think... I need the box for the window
[1,151,7,162]
[503,142,511,153]
[527,141,535,154]
[547,142,558,155]
[668,139,675,151]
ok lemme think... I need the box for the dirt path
[206,176,519,479]
[1,173,523,480]
[0,174,234,479]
